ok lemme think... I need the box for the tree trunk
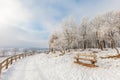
[103,40,106,48]
[109,35,119,54]
[99,41,103,50]
[97,40,99,49]
[111,40,115,49]
[84,40,87,49]
[115,47,119,54]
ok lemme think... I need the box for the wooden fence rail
[0,53,35,77]
[74,53,97,68]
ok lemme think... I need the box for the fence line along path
[0,53,35,77]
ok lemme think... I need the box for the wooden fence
[0,53,35,77]
[74,53,97,67]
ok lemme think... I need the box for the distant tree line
[0,48,38,57]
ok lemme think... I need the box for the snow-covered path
[2,54,49,80]
[2,52,120,80]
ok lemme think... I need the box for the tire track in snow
[18,56,37,80]
[20,55,46,80]
[34,54,64,80]
[15,58,29,80]
[33,57,49,80]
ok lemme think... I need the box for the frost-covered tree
[103,11,120,54]
[23,48,29,54]
[13,48,19,55]
[49,11,120,52]
[90,15,107,50]
[1,48,8,57]
[49,31,67,54]
[61,17,78,51]
[31,49,36,54]
[49,32,59,53]
[79,17,89,49]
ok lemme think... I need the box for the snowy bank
[1,49,120,80]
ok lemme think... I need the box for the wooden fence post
[19,55,21,59]
[6,59,8,69]
[10,57,13,64]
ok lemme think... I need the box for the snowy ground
[1,48,120,80]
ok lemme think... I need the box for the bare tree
[13,48,19,55]
[23,48,29,54]
[1,48,8,57]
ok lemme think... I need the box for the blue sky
[0,0,120,48]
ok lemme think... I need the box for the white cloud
[0,0,32,26]
[0,0,120,48]
[0,0,42,48]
